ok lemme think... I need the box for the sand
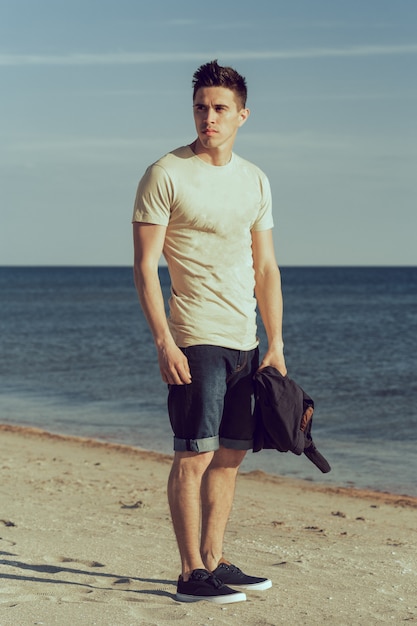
[0,424,416,626]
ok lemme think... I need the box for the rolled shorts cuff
[173,435,219,453]
[219,437,253,451]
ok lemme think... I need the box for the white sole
[176,591,247,604]
[232,579,272,591]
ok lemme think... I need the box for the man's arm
[133,222,191,385]
[252,228,287,375]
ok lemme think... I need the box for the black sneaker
[176,568,246,604]
[212,562,272,591]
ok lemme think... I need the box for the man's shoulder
[152,145,193,170]
[233,152,268,180]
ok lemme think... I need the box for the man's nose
[205,107,216,123]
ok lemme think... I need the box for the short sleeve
[132,164,173,225]
[251,172,274,232]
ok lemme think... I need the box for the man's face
[193,86,249,152]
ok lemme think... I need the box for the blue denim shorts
[168,345,259,453]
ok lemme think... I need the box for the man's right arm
[132,222,191,385]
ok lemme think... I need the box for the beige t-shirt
[132,145,274,350]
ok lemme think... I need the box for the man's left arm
[252,228,287,375]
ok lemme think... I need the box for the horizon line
[0,264,416,269]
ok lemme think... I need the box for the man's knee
[172,450,215,478]
[211,446,247,469]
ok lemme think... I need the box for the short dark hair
[192,60,247,108]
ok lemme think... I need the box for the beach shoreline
[2,423,416,506]
[1,423,416,625]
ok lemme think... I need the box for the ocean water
[0,266,416,497]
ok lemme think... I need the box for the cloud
[1,44,417,67]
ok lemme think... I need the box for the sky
[1,0,416,266]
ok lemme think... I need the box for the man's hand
[258,343,287,377]
[157,341,192,385]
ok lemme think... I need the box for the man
[132,60,287,604]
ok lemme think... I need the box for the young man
[132,60,287,604]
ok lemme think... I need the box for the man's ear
[239,108,250,127]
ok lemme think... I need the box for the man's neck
[190,140,232,167]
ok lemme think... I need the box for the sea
[0,266,416,497]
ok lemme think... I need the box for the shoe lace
[192,569,224,589]
[210,574,225,589]
[222,563,242,575]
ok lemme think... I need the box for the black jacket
[253,366,331,474]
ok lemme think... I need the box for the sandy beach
[0,424,416,625]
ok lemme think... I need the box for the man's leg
[168,448,248,604]
[199,445,273,592]
[167,449,214,580]
[200,446,247,572]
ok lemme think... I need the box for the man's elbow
[254,261,281,284]
[133,256,159,292]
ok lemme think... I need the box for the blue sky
[1,0,416,266]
